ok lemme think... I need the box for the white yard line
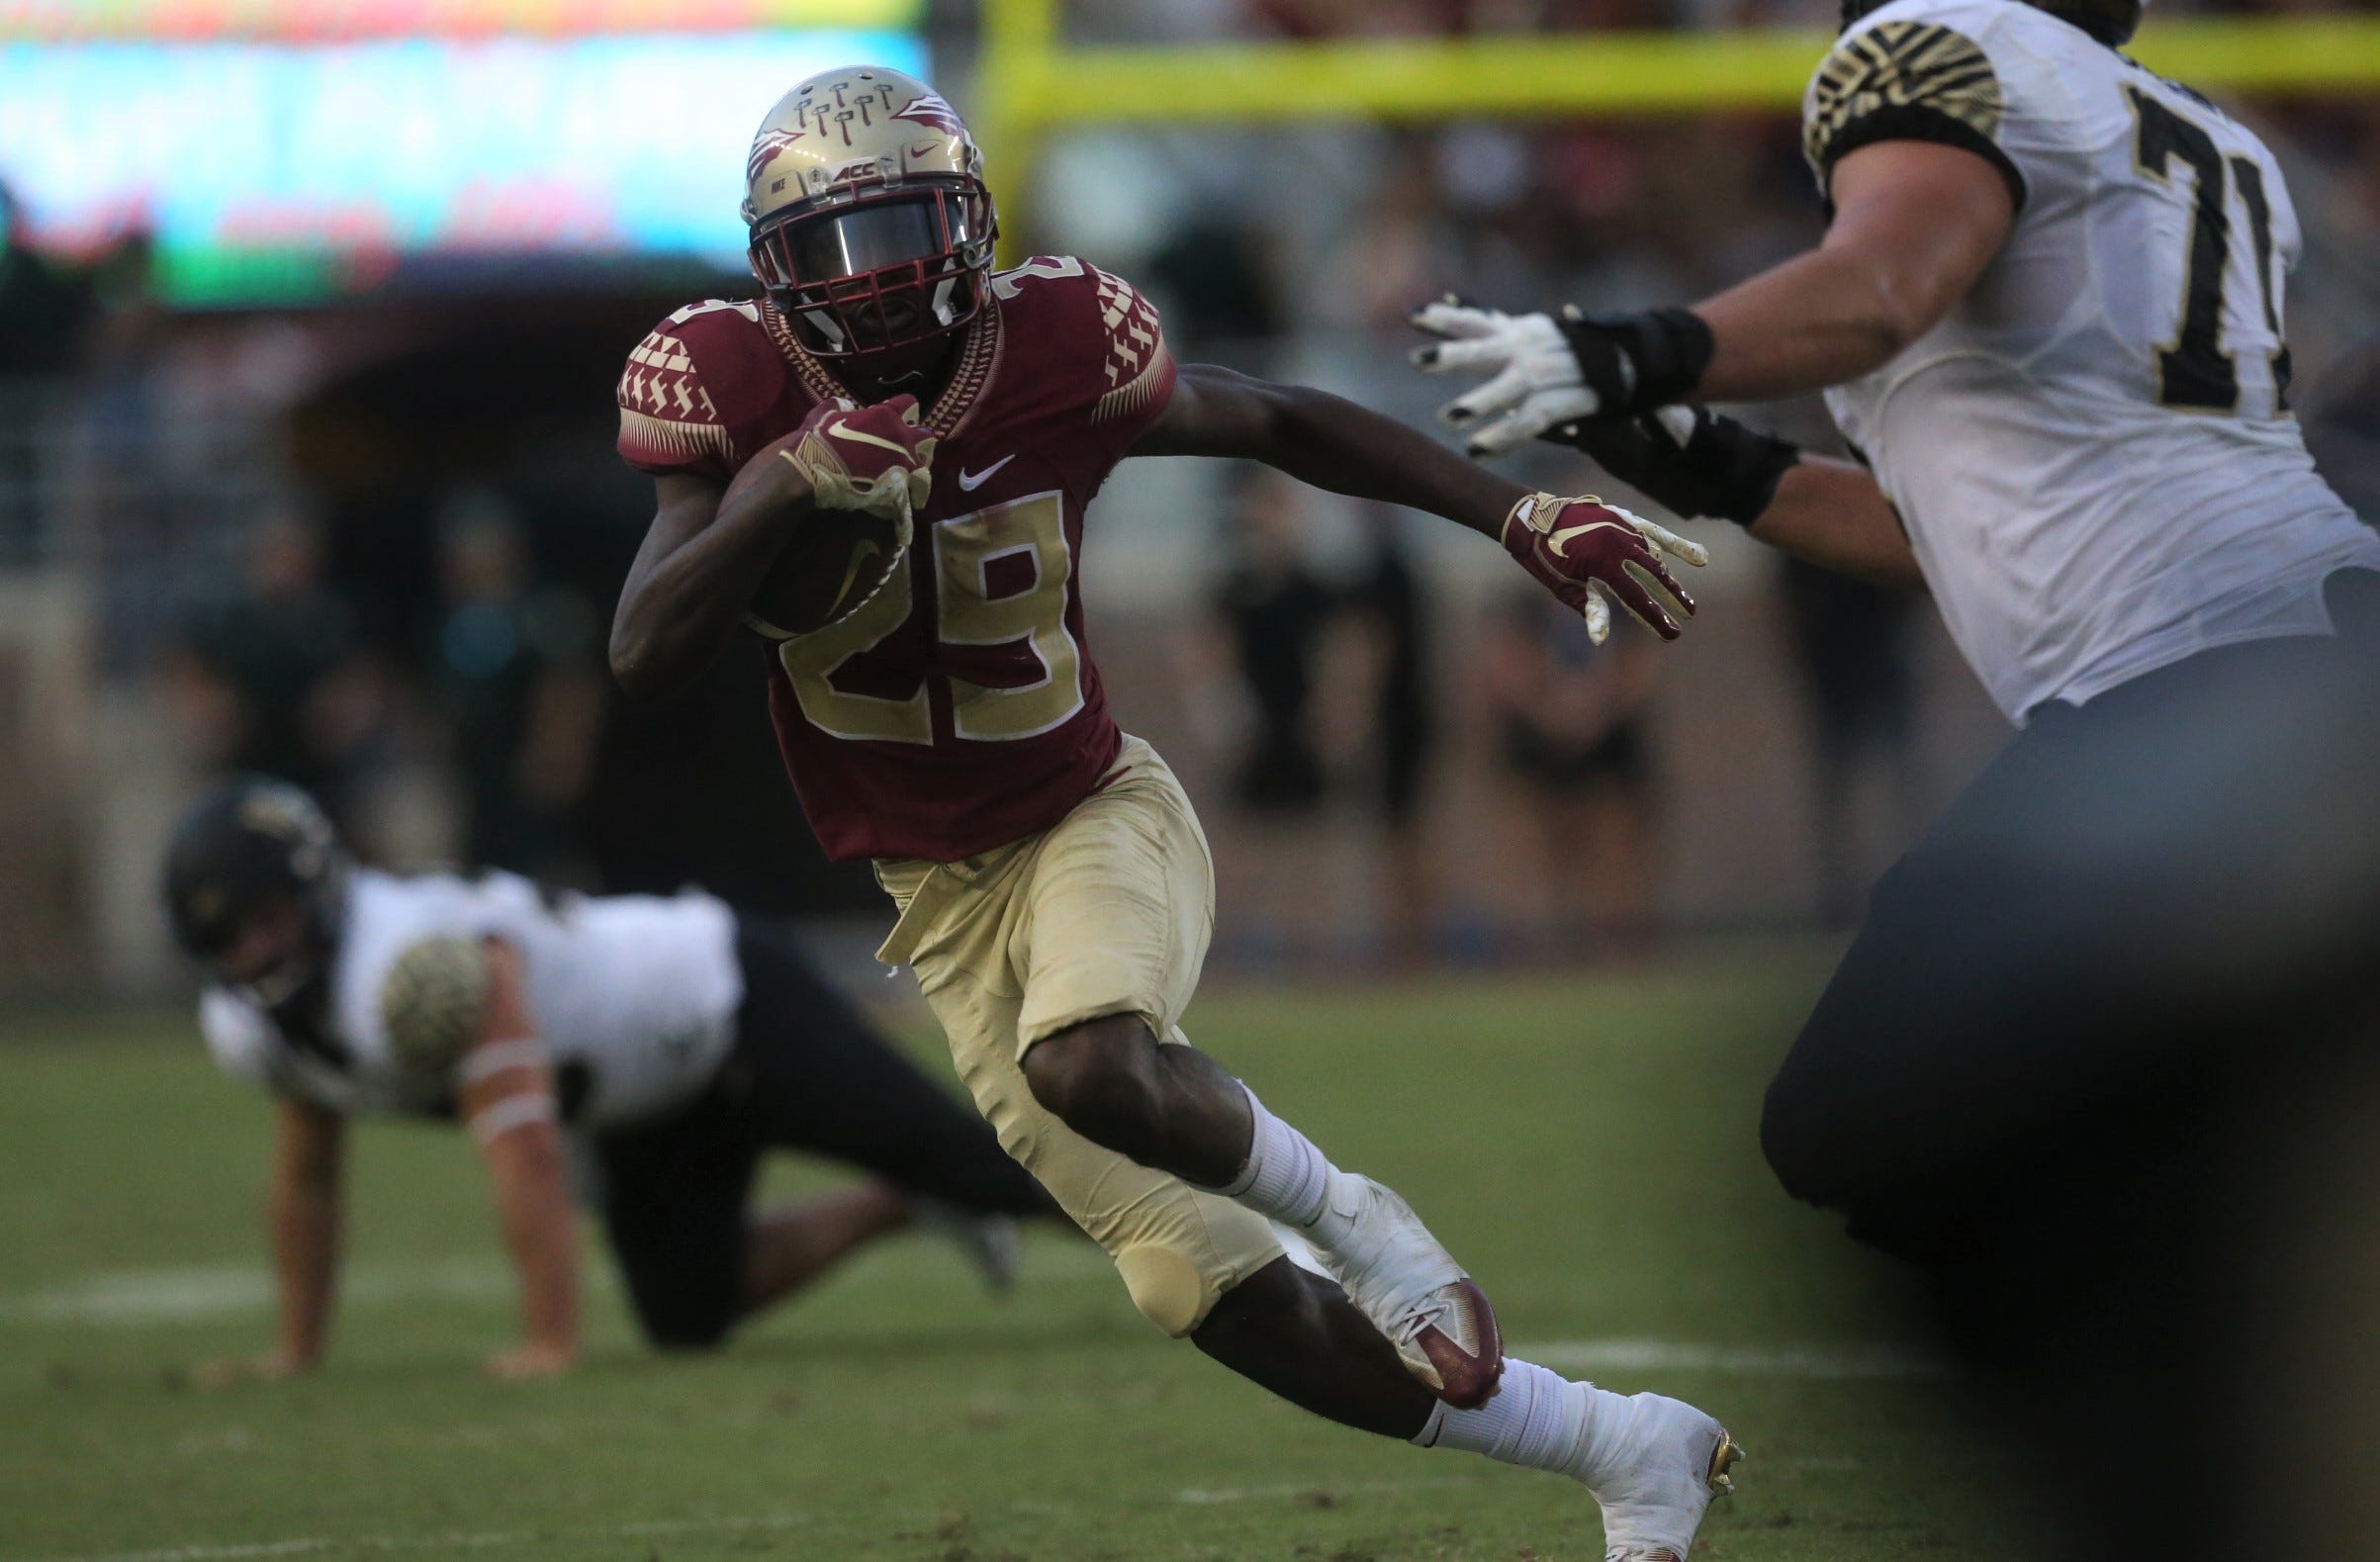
[13,1514,813,1562]
[0,1259,518,1327]
[1,1265,1947,1384]
[0,1238,1111,1330]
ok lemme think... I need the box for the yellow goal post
[973,0,2380,259]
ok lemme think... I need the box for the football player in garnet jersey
[609,67,1736,1557]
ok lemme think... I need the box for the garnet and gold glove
[780,393,938,543]
[1501,492,1708,645]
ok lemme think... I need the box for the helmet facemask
[211,886,336,1012]
[751,178,996,361]
[163,779,350,1011]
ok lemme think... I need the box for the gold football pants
[874,737,1284,1335]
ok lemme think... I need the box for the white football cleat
[1581,1391,1743,1562]
[1307,1174,1503,1408]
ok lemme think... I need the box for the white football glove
[1411,300,1597,458]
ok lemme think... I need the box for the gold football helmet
[743,65,998,360]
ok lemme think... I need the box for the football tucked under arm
[740,396,936,638]
[611,396,933,694]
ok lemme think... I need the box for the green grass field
[0,960,2028,1562]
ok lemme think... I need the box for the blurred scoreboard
[0,1,926,302]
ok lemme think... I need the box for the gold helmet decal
[742,67,986,228]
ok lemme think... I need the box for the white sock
[1212,1083,1332,1228]
[1411,1358,1634,1485]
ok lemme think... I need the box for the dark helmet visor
[784,192,985,284]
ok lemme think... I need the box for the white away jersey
[201,871,743,1131]
[1803,0,2380,720]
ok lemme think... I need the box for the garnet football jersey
[615,257,1176,863]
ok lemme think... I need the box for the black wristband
[1556,307,1716,417]
[1693,413,1799,526]
[1547,408,1800,527]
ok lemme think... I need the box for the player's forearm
[610,465,811,701]
[267,1173,341,1369]
[265,1100,343,1370]
[1255,382,1525,538]
[1693,248,1933,405]
[485,1123,581,1356]
[1744,456,1928,591]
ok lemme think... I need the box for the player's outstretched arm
[455,939,580,1380]
[1132,364,1702,640]
[1414,141,2013,455]
[1131,362,1523,536]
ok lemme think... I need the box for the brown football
[732,431,907,638]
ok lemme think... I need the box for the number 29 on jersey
[776,492,1086,745]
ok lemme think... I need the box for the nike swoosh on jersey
[958,455,1016,492]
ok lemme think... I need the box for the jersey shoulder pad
[1804,2,2027,208]
[615,299,784,477]
[994,255,1173,428]
[379,935,492,1076]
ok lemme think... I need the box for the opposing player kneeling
[162,778,1055,1382]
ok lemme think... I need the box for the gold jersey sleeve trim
[381,936,493,1075]
[1093,340,1173,426]
[617,408,732,466]
[1805,20,2026,209]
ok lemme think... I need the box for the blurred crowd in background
[2,0,2376,1000]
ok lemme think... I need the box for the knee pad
[1114,1240,1216,1338]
